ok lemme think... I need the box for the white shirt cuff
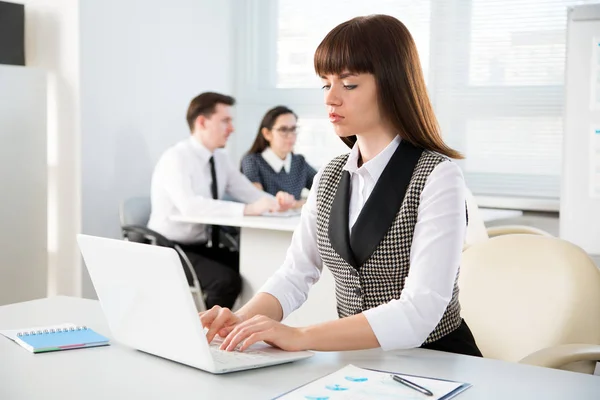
[258,278,296,320]
[231,201,245,217]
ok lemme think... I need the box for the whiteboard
[560,4,600,254]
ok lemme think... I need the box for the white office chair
[118,196,207,312]
[463,187,552,250]
[460,235,600,374]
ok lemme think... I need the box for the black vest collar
[328,140,423,269]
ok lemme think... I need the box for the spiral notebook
[0,323,110,353]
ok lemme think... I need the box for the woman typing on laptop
[201,15,482,357]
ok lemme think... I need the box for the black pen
[391,374,434,396]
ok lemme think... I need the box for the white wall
[0,65,47,305]
[21,0,81,298]
[79,0,235,297]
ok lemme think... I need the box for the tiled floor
[485,211,600,267]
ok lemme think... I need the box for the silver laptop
[77,234,313,374]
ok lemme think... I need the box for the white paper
[589,126,600,198]
[0,323,75,341]
[262,209,302,218]
[278,364,465,400]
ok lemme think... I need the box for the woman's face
[320,72,383,138]
[263,113,297,157]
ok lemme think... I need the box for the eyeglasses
[273,126,298,138]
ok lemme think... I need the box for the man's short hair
[186,92,235,131]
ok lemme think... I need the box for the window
[469,0,576,87]
[275,0,431,88]
[436,0,596,208]
[234,0,598,210]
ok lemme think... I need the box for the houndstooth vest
[316,141,462,344]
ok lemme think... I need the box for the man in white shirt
[148,92,294,309]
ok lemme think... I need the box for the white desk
[172,208,523,232]
[172,208,524,326]
[1,297,598,400]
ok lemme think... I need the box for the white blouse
[261,147,292,173]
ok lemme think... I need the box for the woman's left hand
[220,315,306,352]
[275,191,296,211]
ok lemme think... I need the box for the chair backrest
[486,225,553,238]
[119,196,152,227]
[459,235,600,364]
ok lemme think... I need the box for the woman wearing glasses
[241,106,317,207]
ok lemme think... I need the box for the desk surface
[172,214,300,232]
[172,208,523,232]
[1,297,598,400]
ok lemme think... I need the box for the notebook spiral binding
[16,326,88,337]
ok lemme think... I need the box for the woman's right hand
[275,191,296,211]
[199,306,246,343]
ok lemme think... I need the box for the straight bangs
[314,19,374,77]
[313,15,463,158]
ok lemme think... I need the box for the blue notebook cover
[15,326,110,353]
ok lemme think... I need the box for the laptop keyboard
[209,345,273,364]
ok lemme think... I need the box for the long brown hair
[247,106,298,154]
[314,15,462,159]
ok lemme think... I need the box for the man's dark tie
[209,156,220,247]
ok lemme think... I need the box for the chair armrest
[486,225,552,238]
[519,344,600,370]
[121,225,174,247]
